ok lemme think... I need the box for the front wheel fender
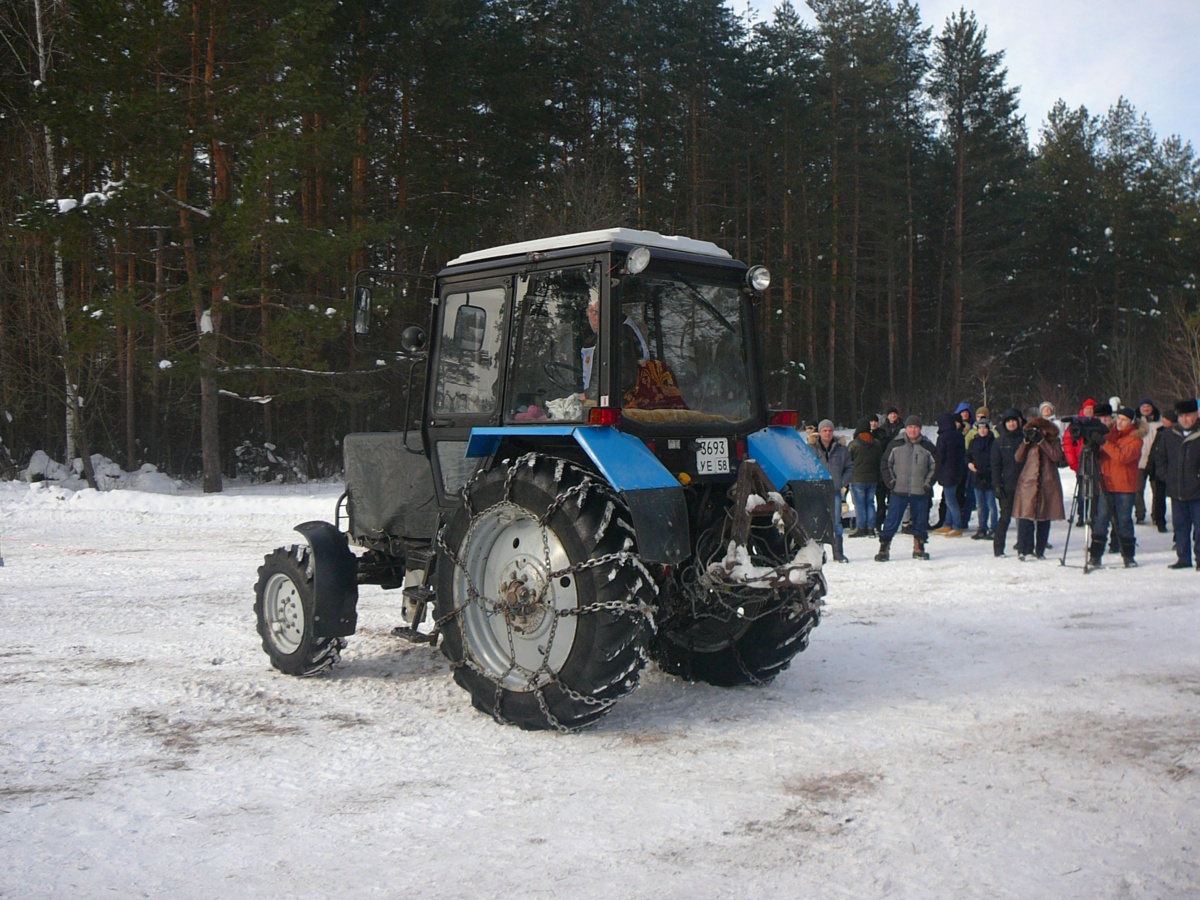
[294,521,359,638]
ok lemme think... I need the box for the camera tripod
[1059,443,1133,572]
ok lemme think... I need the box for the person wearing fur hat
[810,419,854,562]
[1038,400,1057,423]
[990,408,1025,557]
[1150,398,1200,569]
[1088,408,1144,567]
[1013,416,1066,560]
[848,418,884,537]
[876,416,937,561]
[1135,398,1165,530]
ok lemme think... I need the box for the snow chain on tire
[434,453,659,732]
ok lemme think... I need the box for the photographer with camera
[1086,406,1144,568]
[1013,416,1066,560]
[1063,398,1098,473]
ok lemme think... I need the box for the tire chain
[435,452,659,732]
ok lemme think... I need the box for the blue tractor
[254,229,834,730]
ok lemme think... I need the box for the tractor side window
[432,286,506,416]
[505,266,595,422]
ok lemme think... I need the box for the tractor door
[426,280,509,499]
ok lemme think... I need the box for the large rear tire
[254,545,346,676]
[653,513,823,687]
[653,605,820,687]
[435,455,657,731]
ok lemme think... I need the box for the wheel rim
[455,502,579,691]
[263,572,305,655]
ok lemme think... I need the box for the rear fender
[294,521,359,638]
[746,427,836,545]
[466,425,689,564]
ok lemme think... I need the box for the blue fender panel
[294,520,359,638]
[746,426,832,486]
[468,425,688,564]
[747,427,836,544]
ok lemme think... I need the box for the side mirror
[353,286,372,336]
[452,305,486,352]
[401,325,427,354]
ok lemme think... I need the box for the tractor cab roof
[441,228,733,274]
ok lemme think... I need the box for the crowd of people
[806,396,1200,569]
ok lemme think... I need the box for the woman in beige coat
[1013,416,1066,559]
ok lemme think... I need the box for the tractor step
[392,585,437,643]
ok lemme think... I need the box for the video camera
[1067,415,1108,449]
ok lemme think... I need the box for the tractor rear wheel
[653,514,823,687]
[435,455,657,731]
[653,605,820,687]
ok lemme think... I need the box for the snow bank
[21,450,183,494]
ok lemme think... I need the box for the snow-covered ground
[1,473,1197,898]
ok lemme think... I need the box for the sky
[738,0,1200,148]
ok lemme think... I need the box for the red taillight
[736,439,748,460]
[769,410,800,428]
[588,407,623,426]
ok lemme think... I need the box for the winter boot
[1088,539,1104,569]
[971,528,988,540]
[874,538,892,562]
[848,527,869,538]
[913,536,930,560]
[833,534,849,563]
[1122,538,1137,568]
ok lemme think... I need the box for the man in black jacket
[990,408,1025,558]
[1152,398,1200,569]
[875,407,904,526]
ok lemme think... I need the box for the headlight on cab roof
[747,265,771,292]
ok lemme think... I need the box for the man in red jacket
[1089,406,1144,568]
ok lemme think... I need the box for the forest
[2,0,1199,489]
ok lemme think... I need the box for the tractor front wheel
[254,545,346,676]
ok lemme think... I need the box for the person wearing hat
[990,408,1025,557]
[876,415,937,561]
[1135,398,1165,530]
[876,408,904,525]
[1013,414,1066,560]
[1038,400,1057,423]
[967,418,997,540]
[1088,407,1144,568]
[933,411,968,536]
[1063,398,1098,473]
[809,419,854,562]
[1150,398,1200,569]
[848,418,884,538]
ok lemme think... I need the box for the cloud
[742,0,1200,144]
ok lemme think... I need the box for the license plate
[695,437,730,475]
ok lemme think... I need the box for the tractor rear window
[617,272,753,424]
